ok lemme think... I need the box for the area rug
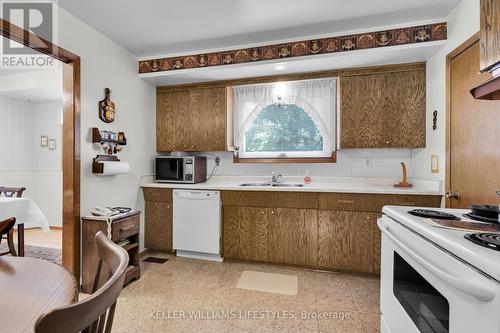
[236,270,298,295]
[0,244,62,265]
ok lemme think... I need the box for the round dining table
[0,256,78,333]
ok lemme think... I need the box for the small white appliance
[379,206,500,333]
[172,190,222,262]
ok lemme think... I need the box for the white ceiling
[0,67,63,103]
[58,0,460,57]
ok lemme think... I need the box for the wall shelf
[92,127,127,145]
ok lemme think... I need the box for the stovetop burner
[465,233,500,251]
[408,209,459,220]
[464,213,499,223]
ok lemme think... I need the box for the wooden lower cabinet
[223,207,318,267]
[223,206,379,273]
[223,206,269,261]
[142,187,441,275]
[143,188,173,251]
[317,211,378,274]
[268,208,317,267]
[144,201,172,251]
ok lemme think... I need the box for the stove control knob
[446,191,460,200]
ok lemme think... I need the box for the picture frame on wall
[48,139,56,150]
[41,135,48,147]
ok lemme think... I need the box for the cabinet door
[222,206,269,261]
[383,70,425,148]
[190,87,226,151]
[317,210,374,273]
[144,201,173,251]
[157,90,191,151]
[268,208,318,267]
[239,207,269,261]
[341,69,425,148]
[222,205,240,259]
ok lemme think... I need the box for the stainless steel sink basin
[239,183,271,187]
[271,183,304,187]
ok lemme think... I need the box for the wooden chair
[0,186,26,197]
[35,231,129,333]
[0,217,17,256]
[0,187,25,255]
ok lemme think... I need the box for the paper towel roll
[98,161,130,175]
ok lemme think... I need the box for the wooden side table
[81,210,141,293]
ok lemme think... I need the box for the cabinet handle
[261,210,265,215]
[338,199,354,204]
[190,145,195,149]
[366,215,371,220]
[167,205,171,209]
[182,144,188,149]
[385,140,390,145]
[271,210,275,215]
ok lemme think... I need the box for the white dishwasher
[172,189,222,262]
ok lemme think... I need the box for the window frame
[228,78,340,163]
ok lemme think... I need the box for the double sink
[239,182,304,187]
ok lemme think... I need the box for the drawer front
[318,193,391,212]
[143,187,173,202]
[318,193,442,212]
[387,194,442,208]
[112,216,139,241]
[221,191,318,209]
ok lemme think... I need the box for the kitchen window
[229,78,337,162]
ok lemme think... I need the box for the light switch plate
[431,155,439,173]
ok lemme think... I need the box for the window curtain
[232,78,336,157]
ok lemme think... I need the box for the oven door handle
[379,220,496,302]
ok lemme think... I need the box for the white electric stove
[379,206,500,333]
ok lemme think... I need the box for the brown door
[448,40,500,208]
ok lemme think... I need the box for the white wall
[0,97,63,226]
[56,8,156,246]
[412,0,480,180]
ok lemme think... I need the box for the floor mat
[236,270,298,295]
[143,257,169,264]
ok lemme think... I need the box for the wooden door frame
[445,32,480,207]
[0,19,81,280]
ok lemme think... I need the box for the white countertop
[382,205,500,282]
[140,176,442,195]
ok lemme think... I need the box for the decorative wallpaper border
[138,22,447,74]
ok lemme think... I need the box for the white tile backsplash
[202,148,413,178]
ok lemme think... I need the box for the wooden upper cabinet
[157,86,227,152]
[340,68,426,148]
[189,87,227,151]
[480,0,500,72]
[157,89,190,151]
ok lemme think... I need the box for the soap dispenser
[304,170,311,184]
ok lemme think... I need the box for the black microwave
[155,156,207,183]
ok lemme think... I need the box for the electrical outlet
[365,159,370,167]
[431,155,439,173]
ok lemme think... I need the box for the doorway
[446,34,500,208]
[0,19,81,279]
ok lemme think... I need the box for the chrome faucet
[271,172,282,184]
